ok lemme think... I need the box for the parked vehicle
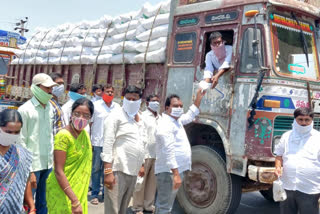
[6,0,320,213]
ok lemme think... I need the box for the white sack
[135,37,167,53]
[136,24,169,42]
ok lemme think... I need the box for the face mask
[292,119,313,134]
[148,101,160,113]
[171,107,184,118]
[68,91,86,101]
[31,84,53,104]
[71,116,88,131]
[211,43,226,64]
[122,97,141,119]
[52,84,65,98]
[94,94,102,100]
[102,94,113,103]
[0,128,20,146]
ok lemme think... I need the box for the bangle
[29,209,36,214]
[71,201,81,208]
[63,186,71,191]
[104,168,113,175]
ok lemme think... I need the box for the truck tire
[177,145,242,214]
[260,188,276,203]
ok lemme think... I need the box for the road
[88,191,280,214]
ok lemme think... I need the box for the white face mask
[148,101,160,113]
[171,107,184,118]
[123,97,141,119]
[94,93,102,100]
[0,128,20,146]
[52,84,65,98]
[293,119,313,134]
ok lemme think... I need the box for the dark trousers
[280,190,320,214]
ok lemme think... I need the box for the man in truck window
[18,73,58,214]
[274,107,320,214]
[154,88,205,214]
[203,31,232,89]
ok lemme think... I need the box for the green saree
[46,129,92,214]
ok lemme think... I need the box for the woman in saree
[0,109,35,214]
[46,98,94,214]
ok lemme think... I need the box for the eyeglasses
[72,111,91,120]
[211,40,224,47]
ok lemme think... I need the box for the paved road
[88,191,280,214]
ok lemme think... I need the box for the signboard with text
[0,30,26,48]
[174,32,197,63]
[205,11,239,24]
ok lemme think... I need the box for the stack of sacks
[11,0,170,65]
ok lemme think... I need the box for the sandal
[90,198,99,205]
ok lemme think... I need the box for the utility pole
[14,17,29,36]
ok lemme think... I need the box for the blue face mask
[68,91,86,101]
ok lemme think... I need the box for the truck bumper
[248,165,277,184]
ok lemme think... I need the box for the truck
[5,0,320,213]
[0,29,26,109]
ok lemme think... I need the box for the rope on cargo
[34,29,51,69]
[121,17,133,89]
[47,30,64,65]
[140,6,162,89]
[90,22,113,93]
[59,25,81,65]
[80,27,93,65]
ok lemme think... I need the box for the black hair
[71,98,94,117]
[146,94,158,102]
[92,84,103,93]
[165,94,180,108]
[294,107,314,119]
[70,83,85,93]
[124,85,142,98]
[0,109,23,127]
[49,72,63,82]
[209,31,223,43]
[104,84,114,91]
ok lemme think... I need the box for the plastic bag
[273,179,287,202]
[199,80,212,92]
[134,176,144,192]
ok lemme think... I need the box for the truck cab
[165,0,320,213]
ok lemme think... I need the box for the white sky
[1,0,165,38]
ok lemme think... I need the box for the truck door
[195,25,238,126]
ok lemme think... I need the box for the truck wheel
[260,188,276,203]
[177,145,242,214]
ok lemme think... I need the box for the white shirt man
[275,107,320,214]
[154,89,205,214]
[101,85,146,214]
[132,95,161,213]
[90,86,120,204]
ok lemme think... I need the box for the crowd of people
[0,71,206,214]
[0,31,319,214]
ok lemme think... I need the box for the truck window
[270,13,319,80]
[173,32,197,63]
[0,54,10,75]
[201,30,234,69]
[240,28,264,73]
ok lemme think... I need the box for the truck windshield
[0,54,10,75]
[270,13,319,80]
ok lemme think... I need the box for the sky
[1,0,165,38]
